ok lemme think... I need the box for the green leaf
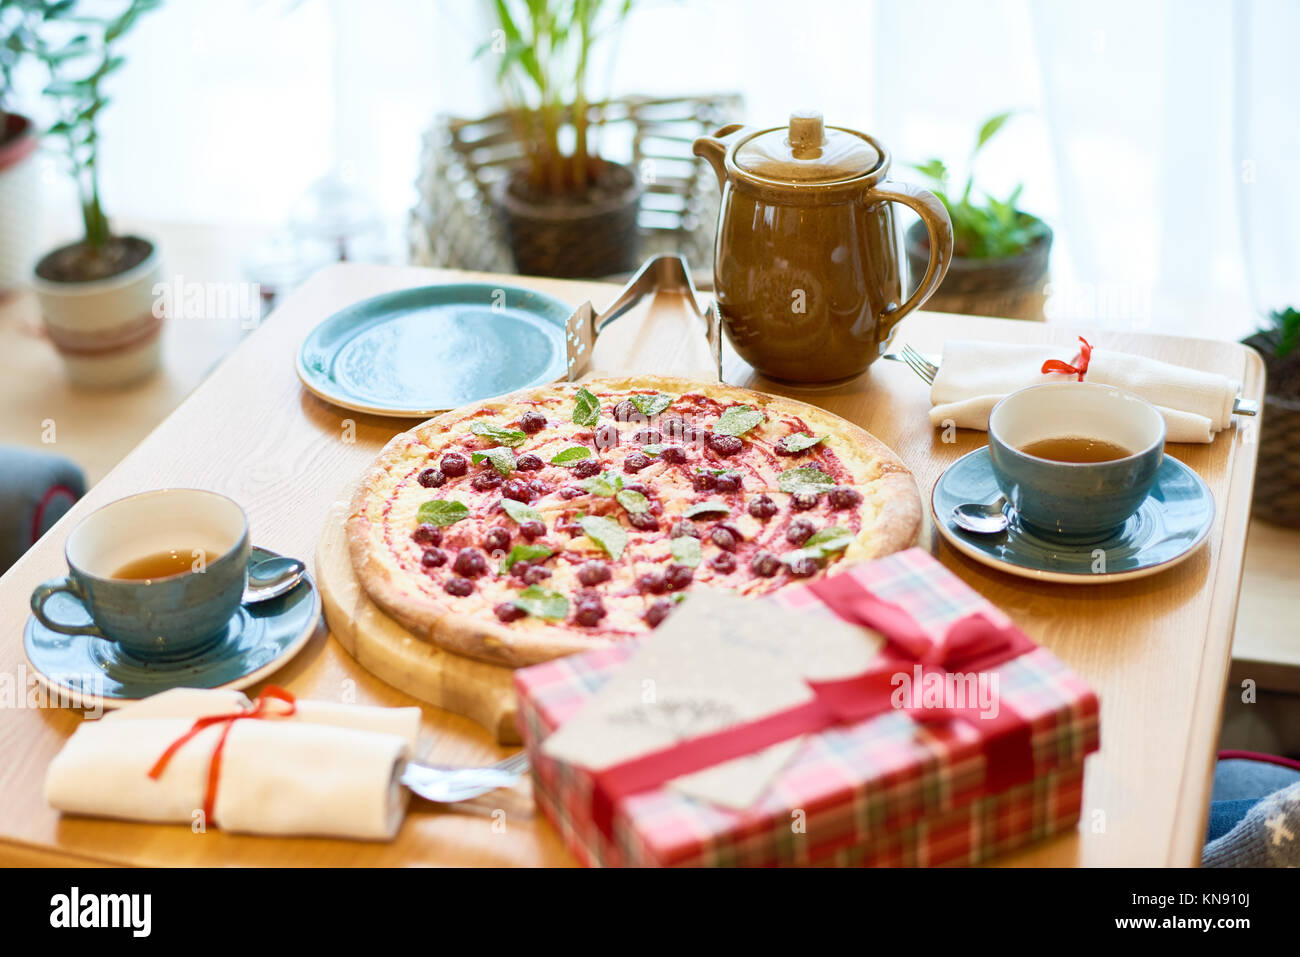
[43,78,85,98]
[471,446,516,476]
[670,536,702,567]
[500,543,553,575]
[511,585,568,620]
[909,158,948,184]
[45,36,91,63]
[778,467,837,496]
[713,404,765,437]
[500,499,543,524]
[974,110,1015,156]
[783,526,854,565]
[639,444,665,456]
[582,471,623,497]
[572,386,600,427]
[780,432,825,453]
[805,526,853,551]
[470,422,527,447]
[550,445,592,465]
[629,392,673,416]
[416,500,469,527]
[684,501,729,518]
[1270,307,1300,358]
[579,515,627,560]
[615,489,649,514]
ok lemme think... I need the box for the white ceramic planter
[32,240,165,388]
[0,114,41,292]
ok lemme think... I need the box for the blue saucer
[24,547,321,709]
[296,283,572,417]
[932,448,1214,584]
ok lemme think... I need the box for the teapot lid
[734,111,881,184]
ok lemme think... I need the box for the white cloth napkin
[928,340,1241,444]
[45,688,422,840]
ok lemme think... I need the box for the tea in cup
[30,489,250,660]
[987,383,1166,540]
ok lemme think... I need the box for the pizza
[346,375,920,667]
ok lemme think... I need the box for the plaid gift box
[514,547,1100,867]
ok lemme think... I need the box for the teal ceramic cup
[988,383,1166,541]
[30,489,250,661]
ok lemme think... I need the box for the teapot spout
[692,124,752,191]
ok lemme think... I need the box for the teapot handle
[862,181,954,348]
[692,125,756,190]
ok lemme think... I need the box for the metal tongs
[564,254,722,382]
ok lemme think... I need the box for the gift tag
[542,589,883,809]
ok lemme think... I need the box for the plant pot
[1242,330,1300,528]
[906,219,1052,321]
[493,161,642,279]
[32,236,164,388]
[0,113,42,293]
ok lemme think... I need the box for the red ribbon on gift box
[589,577,1038,841]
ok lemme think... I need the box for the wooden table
[0,263,1265,867]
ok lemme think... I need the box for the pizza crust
[346,374,921,668]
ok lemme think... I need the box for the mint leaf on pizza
[670,536,702,567]
[629,392,673,416]
[511,585,568,620]
[550,445,591,465]
[778,466,836,496]
[416,499,469,527]
[616,489,649,514]
[714,404,765,436]
[500,543,553,575]
[779,432,825,454]
[471,446,516,476]
[579,515,628,560]
[804,525,853,554]
[782,525,853,565]
[470,422,527,447]
[500,499,543,524]
[572,387,600,427]
[582,471,623,497]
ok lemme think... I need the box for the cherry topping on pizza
[346,375,920,667]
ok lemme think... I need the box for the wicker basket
[1252,391,1300,528]
[408,93,742,282]
[1243,332,1300,528]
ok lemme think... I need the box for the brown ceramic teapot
[694,111,953,382]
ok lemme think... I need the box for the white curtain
[14,0,1296,339]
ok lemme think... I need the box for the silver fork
[881,343,939,385]
[881,343,1259,415]
[401,751,530,804]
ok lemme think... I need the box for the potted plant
[483,0,641,278]
[906,111,1052,320]
[1243,306,1300,527]
[0,0,51,294]
[27,0,164,387]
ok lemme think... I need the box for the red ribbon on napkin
[147,686,297,822]
[588,579,1037,841]
[1041,336,1093,380]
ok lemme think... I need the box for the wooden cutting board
[315,500,520,744]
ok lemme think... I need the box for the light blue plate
[932,448,1215,584]
[24,547,321,709]
[296,283,573,417]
